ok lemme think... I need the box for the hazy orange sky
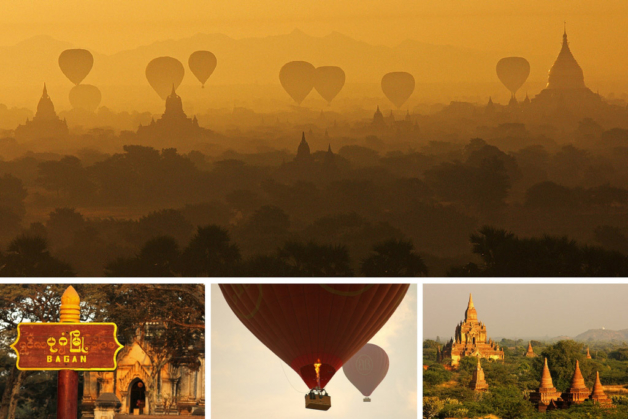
[3,0,628,54]
[2,1,628,111]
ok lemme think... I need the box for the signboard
[10,323,124,371]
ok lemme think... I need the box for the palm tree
[180,226,241,276]
[0,234,74,277]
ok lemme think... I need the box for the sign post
[9,286,123,419]
[58,286,80,419]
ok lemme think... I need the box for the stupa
[588,371,612,407]
[468,357,489,392]
[559,360,590,407]
[528,358,562,412]
[525,342,536,358]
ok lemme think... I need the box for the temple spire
[468,293,474,310]
[541,358,554,388]
[570,360,586,389]
[42,83,48,98]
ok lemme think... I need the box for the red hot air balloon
[219,284,408,391]
[343,343,389,402]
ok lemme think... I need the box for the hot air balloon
[188,51,217,88]
[496,57,530,99]
[59,49,94,85]
[314,66,345,104]
[145,57,185,100]
[69,84,102,112]
[279,61,316,105]
[219,284,408,398]
[343,343,389,402]
[381,72,415,108]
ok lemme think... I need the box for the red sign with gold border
[10,323,124,371]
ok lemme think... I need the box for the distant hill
[574,329,628,342]
[0,30,554,88]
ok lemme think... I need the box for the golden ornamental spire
[60,286,81,323]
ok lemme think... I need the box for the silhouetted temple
[439,294,504,367]
[137,85,209,141]
[529,358,562,412]
[294,132,313,163]
[531,27,603,113]
[371,105,386,129]
[468,357,489,392]
[15,84,69,141]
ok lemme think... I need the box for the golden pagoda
[529,358,562,412]
[468,357,489,392]
[589,371,612,407]
[559,360,590,407]
[439,294,504,367]
[525,341,536,358]
[586,347,592,359]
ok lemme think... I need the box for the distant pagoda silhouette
[295,132,313,163]
[439,294,504,367]
[531,26,603,113]
[137,85,210,142]
[15,83,68,141]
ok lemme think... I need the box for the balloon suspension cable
[279,360,309,394]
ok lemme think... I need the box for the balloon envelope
[146,57,185,100]
[496,57,530,95]
[314,66,345,103]
[219,284,408,390]
[381,72,415,108]
[69,84,102,112]
[279,61,316,105]
[189,51,217,87]
[59,49,93,85]
[343,343,389,398]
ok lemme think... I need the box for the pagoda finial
[468,293,474,309]
[42,83,48,97]
[301,131,305,142]
[170,83,176,96]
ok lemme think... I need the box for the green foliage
[423,364,453,386]
[360,238,428,276]
[424,340,628,418]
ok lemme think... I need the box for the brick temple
[438,294,504,367]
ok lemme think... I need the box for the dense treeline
[423,339,628,418]
[3,133,628,275]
